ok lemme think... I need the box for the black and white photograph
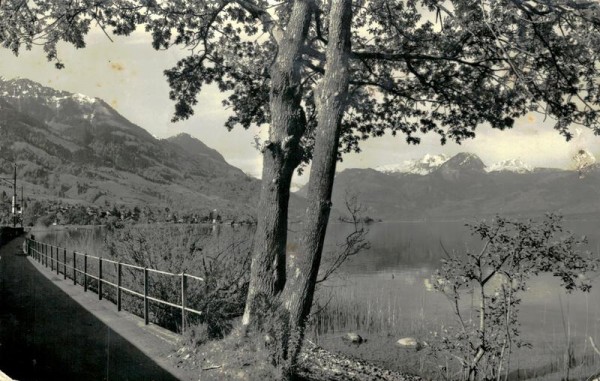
[1,1,600,380]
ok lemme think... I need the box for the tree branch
[234,0,284,44]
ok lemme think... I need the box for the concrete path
[0,237,187,381]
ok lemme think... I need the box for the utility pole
[11,164,16,229]
[0,163,18,228]
[20,185,24,228]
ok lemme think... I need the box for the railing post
[98,257,103,300]
[144,267,149,325]
[84,254,88,292]
[63,248,67,280]
[73,252,77,285]
[181,273,187,333]
[56,247,59,275]
[51,246,54,271]
[117,262,122,312]
[44,244,47,267]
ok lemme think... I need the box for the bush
[104,223,253,337]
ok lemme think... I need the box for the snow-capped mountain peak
[71,92,97,105]
[0,77,151,140]
[487,159,533,174]
[0,77,98,107]
[376,154,449,175]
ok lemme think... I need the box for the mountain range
[0,78,262,219]
[2,77,599,223]
[375,153,537,176]
[301,152,600,220]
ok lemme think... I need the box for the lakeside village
[0,196,254,228]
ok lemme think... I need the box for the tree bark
[279,0,352,373]
[242,0,313,326]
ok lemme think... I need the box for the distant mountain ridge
[487,159,533,173]
[0,78,261,218]
[299,152,600,220]
[376,153,539,176]
[376,154,449,176]
[4,78,595,222]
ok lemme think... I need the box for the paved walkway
[0,237,186,381]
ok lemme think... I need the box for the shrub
[104,223,253,337]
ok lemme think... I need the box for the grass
[173,324,283,381]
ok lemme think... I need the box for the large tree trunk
[242,0,313,326]
[279,0,352,373]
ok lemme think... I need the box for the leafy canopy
[2,0,600,164]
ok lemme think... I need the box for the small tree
[318,190,371,284]
[428,214,599,381]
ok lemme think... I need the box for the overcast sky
[1,27,599,184]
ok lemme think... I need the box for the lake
[33,219,600,379]
[311,219,600,379]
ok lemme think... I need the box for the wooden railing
[25,238,203,333]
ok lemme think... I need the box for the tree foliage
[3,1,600,161]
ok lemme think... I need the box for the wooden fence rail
[26,238,204,333]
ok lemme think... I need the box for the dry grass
[173,324,282,381]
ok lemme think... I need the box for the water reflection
[318,220,600,344]
[35,221,600,345]
[34,220,600,377]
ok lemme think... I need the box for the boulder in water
[343,332,364,344]
[396,337,421,350]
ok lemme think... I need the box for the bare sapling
[427,214,599,381]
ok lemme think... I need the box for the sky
[1,27,599,185]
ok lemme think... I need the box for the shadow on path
[0,237,181,381]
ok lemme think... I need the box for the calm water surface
[36,220,600,362]
[318,220,600,348]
